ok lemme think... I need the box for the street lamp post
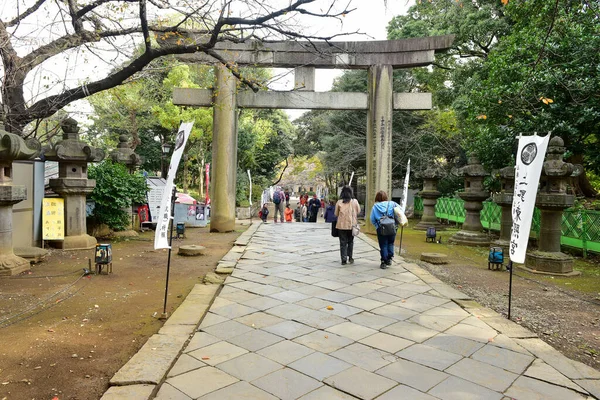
[161,141,171,177]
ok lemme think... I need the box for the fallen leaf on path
[201,357,210,360]
[326,306,334,310]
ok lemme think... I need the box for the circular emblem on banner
[174,130,185,150]
[521,143,538,165]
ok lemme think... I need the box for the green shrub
[88,161,148,231]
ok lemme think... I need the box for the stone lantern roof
[43,118,104,162]
[109,135,141,169]
[457,155,489,178]
[0,122,41,184]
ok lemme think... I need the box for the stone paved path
[149,223,599,399]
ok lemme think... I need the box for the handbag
[351,199,360,237]
[331,220,339,237]
[378,201,397,236]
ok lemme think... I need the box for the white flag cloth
[154,122,194,249]
[509,134,550,263]
[247,170,252,206]
[400,159,410,212]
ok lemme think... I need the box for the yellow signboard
[43,198,64,240]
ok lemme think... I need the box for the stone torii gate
[173,36,454,232]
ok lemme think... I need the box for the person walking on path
[370,190,400,269]
[335,186,360,265]
[324,200,337,223]
[308,194,320,222]
[259,204,269,223]
[284,205,294,223]
[272,187,285,223]
[301,202,308,222]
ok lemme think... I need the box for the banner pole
[507,261,513,320]
[398,225,404,255]
[161,187,177,319]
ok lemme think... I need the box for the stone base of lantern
[0,253,31,276]
[523,250,579,276]
[414,220,446,231]
[14,247,48,263]
[448,230,490,247]
[51,234,97,250]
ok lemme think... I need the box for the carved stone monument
[414,167,444,231]
[492,166,515,252]
[525,137,578,275]
[44,118,104,250]
[0,123,41,275]
[449,156,490,246]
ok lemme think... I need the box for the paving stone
[471,343,535,374]
[289,352,352,380]
[165,366,238,399]
[168,354,206,378]
[575,379,600,399]
[324,366,398,400]
[211,303,258,319]
[505,376,588,400]
[252,368,323,400]
[101,384,157,400]
[445,358,518,392]
[211,297,235,309]
[293,330,354,354]
[218,288,260,303]
[525,359,589,395]
[321,303,362,318]
[153,383,191,400]
[348,311,396,330]
[198,313,229,330]
[359,332,413,353]
[489,334,531,355]
[240,296,284,311]
[188,341,248,366]
[411,293,450,307]
[297,385,358,399]
[371,304,419,321]
[198,381,278,400]
[343,296,386,311]
[376,358,449,392]
[186,332,221,353]
[227,328,284,352]
[293,309,347,329]
[364,291,402,304]
[296,297,332,310]
[326,322,378,341]
[408,314,465,331]
[423,333,485,357]
[264,303,313,319]
[397,344,463,371]
[338,285,376,297]
[481,316,537,339]
[262,320,316,339]
[201,320,254,340]
[429,376,503,400]
[269,290,310,303]
[375,384,438,400]
[331,343,395,372]
[294,285,332,297]
[216,352,282,381]
[444,323,498,343]
[234,312,284,329]
[257,340,315,365]
[314,280,349,290]
[382,321,439,343]
[316,290,356,303]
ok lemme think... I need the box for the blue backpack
[273,192,282,205]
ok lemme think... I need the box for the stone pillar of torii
[171,36,454,232]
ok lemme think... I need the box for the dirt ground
[0,224,243,400]
[386,220,600,371]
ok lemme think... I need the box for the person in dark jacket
[324,200,337,223]
[308,195,320,222]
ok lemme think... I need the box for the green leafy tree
[88,161,148,231]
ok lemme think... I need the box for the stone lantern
[414,166,444,231]
[0,124,41,275]
[44,118,104,250]
[109,135,142,235]
[492,166,515,252]
[525,137,579,275]
[109,134,141,173]
[449,155,490,246]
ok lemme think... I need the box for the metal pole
[507,260,513,320]
[161,187,177,318]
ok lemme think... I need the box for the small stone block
[420,252,448,264]
[100,384,156,400]
[178,245,206,256]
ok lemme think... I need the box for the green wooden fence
[414,196,600,256]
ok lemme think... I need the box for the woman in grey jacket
[334,186,361,265]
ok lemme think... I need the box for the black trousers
[338,229,354,262]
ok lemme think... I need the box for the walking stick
[398,225,404,255]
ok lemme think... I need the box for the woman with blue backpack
[370,190,401,269]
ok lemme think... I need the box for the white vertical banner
[401,159,410,212]
[509,134,550,263]
[348,171,355,187]
[154,122,194,249]
[247,169,252,206]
